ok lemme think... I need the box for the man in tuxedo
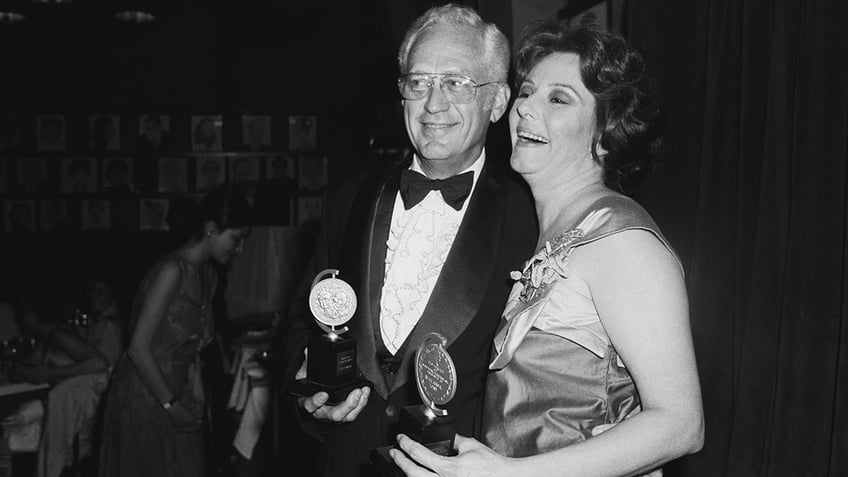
[281,5,537,476]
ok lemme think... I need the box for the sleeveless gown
[482,195,682,458]
[99,255,213,477]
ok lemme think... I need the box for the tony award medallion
[288,269,371,404]
[371,332,457,476]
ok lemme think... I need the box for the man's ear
[489,83,511,123]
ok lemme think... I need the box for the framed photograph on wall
[298,155,328,192]
[81,199,111,231]
[0,114,21,152]
[61,157,98,194]
[89,114,121,152]
[229,155,260,184]
[288,115,317,151]
[158,156,188,193]
[102,157,134,192]
[138,114,172,152]
[14,157,49,194]
[191,115,223,152]
[39,199,69,232]
[139,198,170,231]
[265,154,296,184]
[195,155,225,192]
[297,196,322,225]
[4,199,35,233]
[36,114,67,152]
[241,115,272,151]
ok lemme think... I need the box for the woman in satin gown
[391,20,704,477]
[99,185,253,477]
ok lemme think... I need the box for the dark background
[1,0,847,476]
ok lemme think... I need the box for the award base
[370,405,457,476]
[287,333,371,405]
[287,376,372,406]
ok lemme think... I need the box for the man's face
[89,201,105,219]
[144,118,162,138]
[402,25,504,171]
[145,203,164,225]
[202,161,221,183]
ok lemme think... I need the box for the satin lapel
[389,163,506,394]
[346,163,406,400]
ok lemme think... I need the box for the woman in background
[391,20,703,477]
[2,274,110,477]
[99,185,253,477]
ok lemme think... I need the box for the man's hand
[295,347,371,423]
[298,386,370,423]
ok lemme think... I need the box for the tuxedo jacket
[280,155,537,477]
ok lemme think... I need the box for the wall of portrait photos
[0,112,328,234]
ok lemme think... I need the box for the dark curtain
[627,0,848,475]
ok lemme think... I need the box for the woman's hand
[166,399,203,432]
[389,434,512,477]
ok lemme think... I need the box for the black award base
[287,376,372,405]
[370,404,457,476]
[287,333,371,405]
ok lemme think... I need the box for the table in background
[0,381,49,419]
[227,330,272,461]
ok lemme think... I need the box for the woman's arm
[127,260,201,429]
[93,320,123,367]
[126,260,181,405]
[18,328,109,384]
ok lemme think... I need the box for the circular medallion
[309,277,357,327]
[415,336,457,407]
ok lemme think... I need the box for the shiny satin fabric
[484,334,639,457]
[482,195,680,458]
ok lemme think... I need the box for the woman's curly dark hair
[514,19,663,193]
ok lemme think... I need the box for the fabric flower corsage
[510,228,585,302]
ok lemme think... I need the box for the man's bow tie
[399,169,473,211]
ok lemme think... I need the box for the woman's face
[88,281,114,313]
[207,226,249,264]
[509,52,600,179]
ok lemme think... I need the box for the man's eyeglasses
[397,73,494,104]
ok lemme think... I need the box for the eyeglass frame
[397,73,497,104]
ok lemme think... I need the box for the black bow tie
[399,169,474,211]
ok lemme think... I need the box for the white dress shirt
[379,151,485,354]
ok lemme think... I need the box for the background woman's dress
[483,196,682,458]
[99,256,213,477]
